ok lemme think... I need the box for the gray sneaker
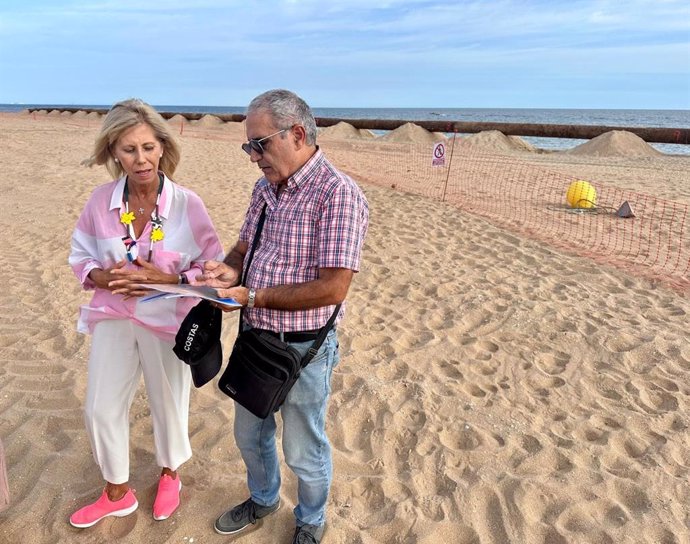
[292,523,326,544]
[214,497,280,535]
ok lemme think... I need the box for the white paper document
[139,283,241,307]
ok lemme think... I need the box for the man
[199,89,369,543]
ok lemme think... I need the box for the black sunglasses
[241,128,289,156]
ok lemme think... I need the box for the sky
[0,0,688,109]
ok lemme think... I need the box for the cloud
[0,0,687,107]
[3,1,688,53]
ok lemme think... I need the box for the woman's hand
[109,257,178,298]
[195,260,239,289]
[88,260,129,291]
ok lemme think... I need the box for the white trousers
[84,320,192,484]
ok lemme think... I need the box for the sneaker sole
[213,502,281,535]
[153,480,182,521]
[69,500,139,528]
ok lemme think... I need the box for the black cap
[173,300,222,387]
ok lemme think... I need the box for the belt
[257,328,327,343]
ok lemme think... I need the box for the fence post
[441,132,457,203]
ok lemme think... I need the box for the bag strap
[241,203,267,287]
[240,201,340,364]
[238,204,267,334]
[300,303,340,368]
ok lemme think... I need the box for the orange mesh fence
[24,113,690,291]
[319,136,690,291]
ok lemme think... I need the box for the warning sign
[432,142,445,167]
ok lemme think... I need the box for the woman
[68,99,223,528]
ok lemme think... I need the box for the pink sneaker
[153,474,181,521]
[69,488,138,528]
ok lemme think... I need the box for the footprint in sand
[625,379,679,414]
[601,453,641,481]
[610,479,652,515]
[467,487,511,544]
[374,359,409,382]
[438,422,493,451]
[573,423,609,446]
[437,359,464,380]
[395,329,435,350]
[533,350,570,376]
[602,332,650,353]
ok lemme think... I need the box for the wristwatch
[178,273,188,285]
[247,288,256,308]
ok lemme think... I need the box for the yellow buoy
[566,180,597,209]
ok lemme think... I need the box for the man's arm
[216,267,353,310]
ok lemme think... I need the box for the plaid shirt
[239,148,369,332]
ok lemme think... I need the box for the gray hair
[83,98,181,179]
[247,89,317,146]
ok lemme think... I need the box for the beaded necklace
[120,174,164,262]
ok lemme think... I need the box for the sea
[2,104,688,155]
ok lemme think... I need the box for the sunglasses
[241,128,289,156]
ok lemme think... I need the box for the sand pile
[71,111,89,119]
[168,114,189,126]
[319,121,375,140]
[193,114,224,128]
[508,135,537,152]
[459,130,535,153]
[85,111,101,120]
[379,122,446,144]
[567,130,663,158]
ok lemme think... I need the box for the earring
[114,158,119,163]
[160,153,163,158]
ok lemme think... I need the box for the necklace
[120,175,165,262]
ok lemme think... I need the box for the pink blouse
[69,175,224,341]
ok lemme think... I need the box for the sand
[0,112,689,544]
[168,113,189,125]
[458,130,538,154]
[319,121,376,140]
[567,130,663,158]
[380,122,446,144]
[191,115,224,128]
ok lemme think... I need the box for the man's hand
[195,260,239,289]
[214,286,250,312]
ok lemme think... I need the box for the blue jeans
[233,328,340,527]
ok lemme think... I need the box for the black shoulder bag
[218,204,340,419]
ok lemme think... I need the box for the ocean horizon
[2,104,689,154]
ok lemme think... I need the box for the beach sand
[0,113,689,544]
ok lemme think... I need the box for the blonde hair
[83,98,181,179]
